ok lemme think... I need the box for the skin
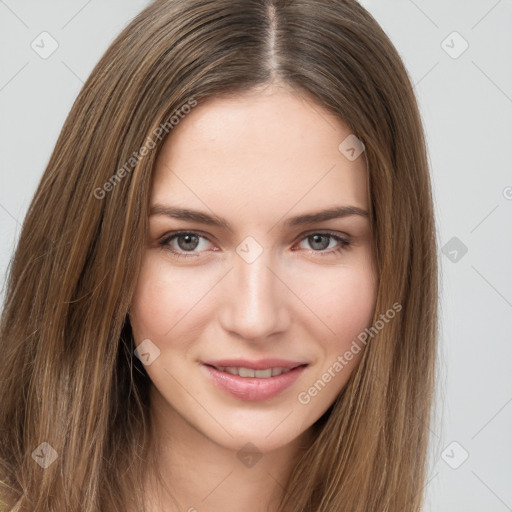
[128,82,378,512]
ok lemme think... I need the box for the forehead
[151,86,369,219]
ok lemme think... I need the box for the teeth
[215,366,293,378]
[255,369,272,378]
[239,367,255,378]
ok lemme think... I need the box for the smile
[211,366,293,378]
[202,363,308,401]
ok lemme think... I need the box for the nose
[217,245,291,342]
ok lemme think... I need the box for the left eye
[296,233,349,253]
[159,231,351,259]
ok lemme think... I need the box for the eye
[158,230,352,259]
[159,231,214,259]
[295,231,352,257]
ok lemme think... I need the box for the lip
[202,358,306,370]
[201,362,308,401]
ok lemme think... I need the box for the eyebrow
[149,204,368,230]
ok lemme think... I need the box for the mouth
[201,360,309,401]
[203,364,305,378]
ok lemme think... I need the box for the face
[129,83,377,454]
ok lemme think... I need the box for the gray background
[1,1,511,510]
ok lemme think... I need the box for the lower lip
[201,364,307,401]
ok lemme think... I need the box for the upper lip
[202,358,308,370]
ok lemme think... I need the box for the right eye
[159,231,216,259]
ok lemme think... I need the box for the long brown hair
[0,0,438,510]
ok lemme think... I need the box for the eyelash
[158,230,352,260]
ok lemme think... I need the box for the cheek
[129,255,201,341]
[329,274,376,331]
[303,262,377,353]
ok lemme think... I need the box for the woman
[0,0,439,511]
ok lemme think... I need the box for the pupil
[310,234,328,250]
[179,234,198,251]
